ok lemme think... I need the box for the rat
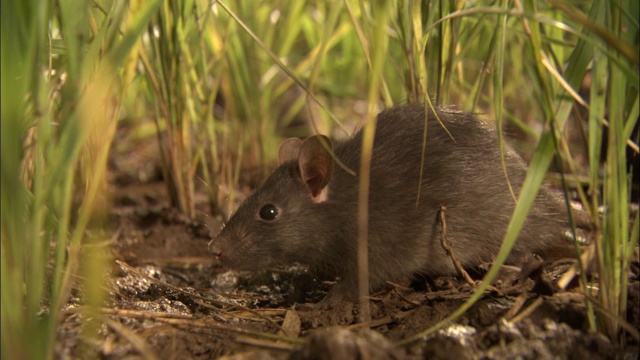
[209,103,586,304]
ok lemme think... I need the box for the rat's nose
[208,240,222,257]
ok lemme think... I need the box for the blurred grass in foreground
[1,0,638,358]
[1,0,161,358]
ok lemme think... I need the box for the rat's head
[209,135,335,270]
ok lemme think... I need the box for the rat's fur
[210,104,584,303]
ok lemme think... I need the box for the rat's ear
[279,138,303,165]
[298,135,333,200]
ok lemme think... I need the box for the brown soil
[54,124,640,360]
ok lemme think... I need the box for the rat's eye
[258,204,279,221]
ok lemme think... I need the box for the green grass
[1,0,638,357]
[1,0,162,358]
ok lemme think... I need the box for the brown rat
[209,104,585,304]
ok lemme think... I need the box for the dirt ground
[54,124,640,359]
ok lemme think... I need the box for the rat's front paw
[314,280,358,309]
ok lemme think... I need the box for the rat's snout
[208,239,222,257]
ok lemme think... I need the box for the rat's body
[210,104,581,303]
